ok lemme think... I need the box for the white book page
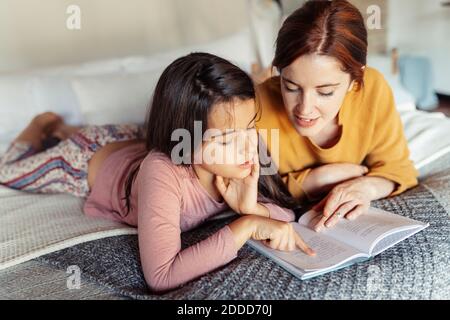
[298,207,425,254]
[253,223,365,272]
[370,226,426,255]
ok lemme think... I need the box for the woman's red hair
[273,0,368,87]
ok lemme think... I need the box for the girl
[255,0,418,231]
[0,53,315,293]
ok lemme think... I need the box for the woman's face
[196,98,258,179]
[280,53,353,137]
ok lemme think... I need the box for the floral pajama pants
[0,124,144,198]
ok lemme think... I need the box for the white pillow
[71,70,163,125]
[32,57,127,77]
[0,75,41,153]
[32,76,84,126]
[248,0,281,68]
[0,73,88,153]
[123,28,256,74]
[0,27,256,153]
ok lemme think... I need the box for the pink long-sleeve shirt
[83,143,295,292]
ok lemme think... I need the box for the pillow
[71,70,163,125]
[0,27,256,153]
[123,28,256,74]
[32,76,84,126]
[248,0,281,68]
[0,72,90,154]
[34,57,126,77]
[0,75,41,154]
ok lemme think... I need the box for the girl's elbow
[145,275,175,293]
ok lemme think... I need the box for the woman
[255,0,418,231]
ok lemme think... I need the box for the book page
[298,207,426,253]
[370,226,425,255]
[251,223,364,272]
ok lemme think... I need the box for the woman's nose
[296,91,316,115]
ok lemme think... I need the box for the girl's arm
[137,158,312,293]
[257,201,296,222]
[137,158,239,293]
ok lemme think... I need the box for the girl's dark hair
[122,52,299,216]
[273,0,368,87]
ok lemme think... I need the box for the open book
[247,207,429,280]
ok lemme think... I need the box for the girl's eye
[318,91,334,97]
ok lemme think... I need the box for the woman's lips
[294,115,319,128]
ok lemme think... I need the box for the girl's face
[197,98,258,179]
[280,53,353,137]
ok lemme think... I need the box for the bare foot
[14,112,83,151]
[14,112,63,151]
[50,122,82,141]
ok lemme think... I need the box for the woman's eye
[283,84,299,92]
[318,91,334,97]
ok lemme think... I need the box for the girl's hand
[311,176,395,231]
[215,153,261,215]
[251,216,316,255]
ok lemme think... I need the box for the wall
[280,0,388,54]
[387,0,450,95]
[0,0,248,73]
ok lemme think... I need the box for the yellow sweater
[255,67,418,200]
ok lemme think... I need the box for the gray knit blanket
[36,168,450,300]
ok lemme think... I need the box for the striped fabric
[0,124,144,198]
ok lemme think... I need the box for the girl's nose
[241,131,257,159]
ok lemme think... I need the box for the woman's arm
[301,163,369,200]
[363,78,418,196]
[311,175,395,231]
[311,74,418,230]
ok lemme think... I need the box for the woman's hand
[303,163,369,200]
[311,176,396,231]
[215,153,266,216]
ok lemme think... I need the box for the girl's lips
[294,115,319,128]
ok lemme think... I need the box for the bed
[0,34,449,300]
[0,153,449,300]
